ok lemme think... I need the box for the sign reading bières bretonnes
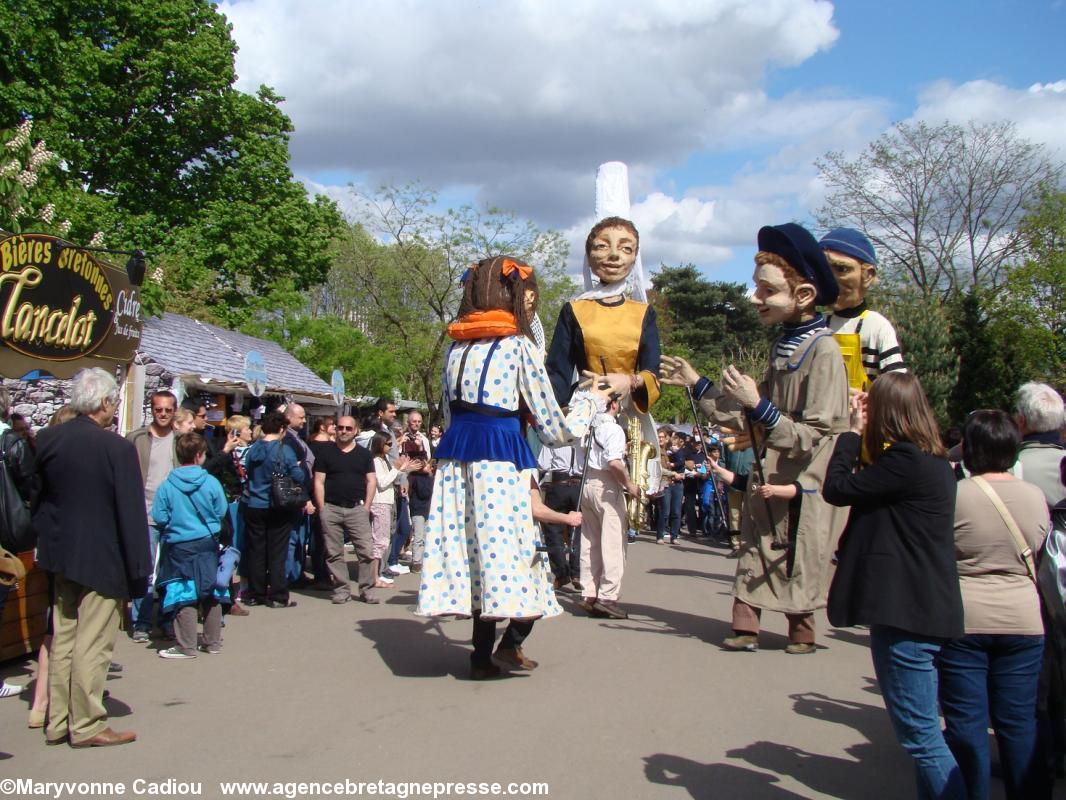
[0,231,143,378]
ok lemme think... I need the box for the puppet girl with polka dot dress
[416,255,620,678]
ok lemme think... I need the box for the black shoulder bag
[269,440,307,511]
[0,431,33,552]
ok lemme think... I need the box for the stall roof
[139,312,334,402]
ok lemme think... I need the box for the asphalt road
[0,533,1052,799]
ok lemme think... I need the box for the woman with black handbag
[240,411,306,608]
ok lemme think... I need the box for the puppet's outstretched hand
[579,370,631,400]
[660,355,699,388]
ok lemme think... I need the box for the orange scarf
[447,310,519,340]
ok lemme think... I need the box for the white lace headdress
[578,161,648,302]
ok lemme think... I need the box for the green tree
[649,264,769,423]
[0,0,342,319]
[817,120,1060,299]
[996,187,1066,386]
[945,290,1039,422]
[243,289,406,401]
[320,185,573,418]
[879,290,958,428]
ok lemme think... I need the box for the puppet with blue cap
[660,222,850,655]
[819,228,907,392]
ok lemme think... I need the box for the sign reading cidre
[0,231,143,379]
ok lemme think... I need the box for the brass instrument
[625,415,655,531]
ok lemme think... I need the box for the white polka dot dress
[416,335,601,619]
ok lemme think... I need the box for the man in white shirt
[578,396,638,620]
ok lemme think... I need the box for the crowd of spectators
[2,370,1064,800]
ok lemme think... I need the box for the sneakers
[158,647,196,660]
[198,644,222,655]
[0,680,27,698]
[656,538,667,545]
[722,635,758,652]
[131,630,150,643]
[344,542,356,552]
[784,642,817,655]
[389,564,411,575]
[377,575,394,586]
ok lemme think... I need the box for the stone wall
[134,353,175,429]
[2,352,177,430]
[5,376,72,428]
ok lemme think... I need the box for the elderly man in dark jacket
[35,368,151,748]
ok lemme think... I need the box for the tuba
[625,415,655,531]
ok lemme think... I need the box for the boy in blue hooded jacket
[151,433,228,659]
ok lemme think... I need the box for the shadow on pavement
[569,600,792,651]
[644,753,807,799]
[722,691,910,798]
[103,694,133,718]
[356,617,471,679]
[825,626,871,648]
[646,567,736,583]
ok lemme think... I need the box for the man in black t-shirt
[312,416,379,604]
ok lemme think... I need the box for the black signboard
[0,232,143,379]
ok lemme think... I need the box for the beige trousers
[579,472,628,601]
[47,574,122,743]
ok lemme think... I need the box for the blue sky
[221,0,1066,287]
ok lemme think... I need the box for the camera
[401,434,427,461]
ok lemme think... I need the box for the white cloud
[911,79,1066,159]
[224,2,1066,288]
[220,0,839,223]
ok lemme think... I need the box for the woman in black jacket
[823,372,965,800]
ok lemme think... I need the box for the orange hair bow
[501,258,532,281]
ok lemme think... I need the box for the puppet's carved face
[750,263,810,327]
[588,226,637,285]
[825,250,876,311]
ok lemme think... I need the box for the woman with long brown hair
[823,371,966,799]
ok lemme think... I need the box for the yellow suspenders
[832,310,870,393]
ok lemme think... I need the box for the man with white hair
[35,368,151,747]
[1015,381,1066,510]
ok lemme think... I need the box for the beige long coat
[700,331,850,614]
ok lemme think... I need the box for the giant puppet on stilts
[544,162,663,614]
[414,256,620,679]
[661,223,850,654]
[545,161,663,506]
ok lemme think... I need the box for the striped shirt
[825,303,906,384]
[748,315,829,429]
